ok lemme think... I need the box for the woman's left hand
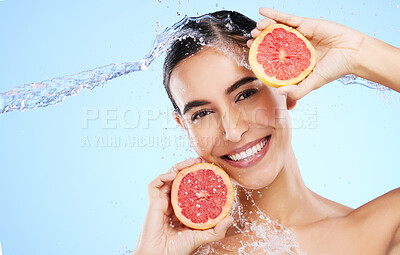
[248,7,368,100]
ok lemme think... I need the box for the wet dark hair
[163,10,257,115]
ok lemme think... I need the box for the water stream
[0,15,388,116]
[0,15,210,115]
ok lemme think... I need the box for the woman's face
[169,47,296,189]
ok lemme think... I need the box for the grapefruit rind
[249,24,317,87]
[171,163,234,230]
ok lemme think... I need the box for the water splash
[118,247,133,255]
[192,185,305,255]
[0,62,145,114]
[338,74,389,92]
[0,12,386,116]
[0,14,232,115]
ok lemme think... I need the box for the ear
[173,111,187,131]
[286,96,297,110]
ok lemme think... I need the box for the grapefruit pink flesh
[171,163,234,230]
[249,24,316,87]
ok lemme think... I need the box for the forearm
[355,36,400,93]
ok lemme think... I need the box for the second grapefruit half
[171,163,234,230]
[249,24,316,87]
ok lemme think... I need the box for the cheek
[248,99,290,130]
[186,117,222,157]
[251,107,276,128]
[246,104,284,130]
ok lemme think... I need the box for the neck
[237,146,331,227]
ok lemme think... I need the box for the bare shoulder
[294,188,400,254]
[348,188,400,254]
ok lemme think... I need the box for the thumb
[259,7,303,28]
[194,216,234,246]
[277,71,327,100]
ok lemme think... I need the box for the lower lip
[222,136,272,168]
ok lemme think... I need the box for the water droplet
[155,21,160,32]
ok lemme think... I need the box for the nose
[220,107,249,143]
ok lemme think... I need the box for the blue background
[0,0,399,254]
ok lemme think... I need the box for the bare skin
[133,7,400,255]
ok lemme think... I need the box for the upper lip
[223,135,270,157]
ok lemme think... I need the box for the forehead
[169,47,254,111]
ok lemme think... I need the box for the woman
[133,8,400,254]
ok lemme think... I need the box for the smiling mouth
[222,135,271,162]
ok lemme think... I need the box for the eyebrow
[183,100,210,115]
[226,76,258,95]
[182,76,258,115]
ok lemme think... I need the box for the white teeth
[245,148,252,157]
[227,136,270,161]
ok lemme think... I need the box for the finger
[256,17,276,31]
[152,157,202,191]
[277,71,327,100]
[171,157,202,172]
[143,174,177,239]
[165,204,175,219]
[246,39,254,48]
[149,157,203,205]
[251,28,262,39]
[148,172,176,208]
[160,182,172,196]
[193,216,234,247]
[259,7,303,27]
[163,157,202,191]
[150,171,177,190]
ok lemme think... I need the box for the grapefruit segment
[171,163,234,230]
[249,24,316,87]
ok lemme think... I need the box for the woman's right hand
[133,157,234,255]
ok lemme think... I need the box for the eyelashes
[191,109,213,122]
[190,88,259,122]
[235,88,258,103]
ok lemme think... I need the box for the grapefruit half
[171,163,234,230]
[249,24,316,87]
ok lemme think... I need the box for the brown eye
[235,89,258,103]
[191,109,213,121]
